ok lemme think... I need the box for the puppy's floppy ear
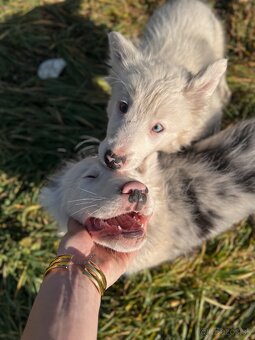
[108,32,140,69]
[40,178,59,211]
[40,176,68,235]
[185,59,228,98]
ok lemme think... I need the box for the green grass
[0,0,254,339]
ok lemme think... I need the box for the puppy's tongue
[108,213,140,230]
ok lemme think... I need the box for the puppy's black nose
[128,189,147,204]
[121,181,148,206]
[104,149,127,170]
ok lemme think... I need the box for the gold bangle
[49,254,73,266]
[44,254,73,278]
[43,255,107,296]
[85,261,107,290]
[44,263,71,277]
[82,266,105,295]
[81,260,107,296]
[82,269,104,296]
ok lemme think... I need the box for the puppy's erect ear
[185,59,228,99]
[108,32,140,69]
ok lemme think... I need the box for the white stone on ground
[37,58,67,79]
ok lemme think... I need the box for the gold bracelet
[79,260,107,296]
[44,254,73,278]
[84,261,107,291]
[49,254,73,266]
[44,262,71,277]
[44,255,107,296]
[82,269,105,296]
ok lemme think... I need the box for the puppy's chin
[92,234,147,253]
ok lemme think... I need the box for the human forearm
[22,267,100,340]
[22,218,136,339]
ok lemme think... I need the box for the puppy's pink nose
[121,181,148,194]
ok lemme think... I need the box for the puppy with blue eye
[99,0,231,171]
[41,119,255,274]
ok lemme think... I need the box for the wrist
[57,247,92,263]
[44,254,107,295]
[43,266,101,303]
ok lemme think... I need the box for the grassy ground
[0,0,254,339]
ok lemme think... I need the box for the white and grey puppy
[41,119,255,274]
[99,0,231,171]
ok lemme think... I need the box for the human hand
[57,218,137,287]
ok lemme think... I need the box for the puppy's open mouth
[85,212,148,239]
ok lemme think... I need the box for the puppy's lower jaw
[85,212,149,252]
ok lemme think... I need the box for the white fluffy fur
[99,0,231,170]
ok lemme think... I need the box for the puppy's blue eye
[152,123,164,133]
[119,100,128,114]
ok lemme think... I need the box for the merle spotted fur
[41,120,255,273]
[130,119,255,272]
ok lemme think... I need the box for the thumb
[67,218,86,234]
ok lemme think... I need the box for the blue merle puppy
[41,119,255,274]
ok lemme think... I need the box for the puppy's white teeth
[117,225,122,231]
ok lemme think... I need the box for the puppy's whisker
[78,188,98,196]
[79,187,106,199]
[90,205,106,216]
[74,201,104,206]
[68,198,104,203]
[71,204,98,217]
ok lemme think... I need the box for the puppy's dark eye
[152,123,164,133]
[83,175,98,179]
[119,100,128,114]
